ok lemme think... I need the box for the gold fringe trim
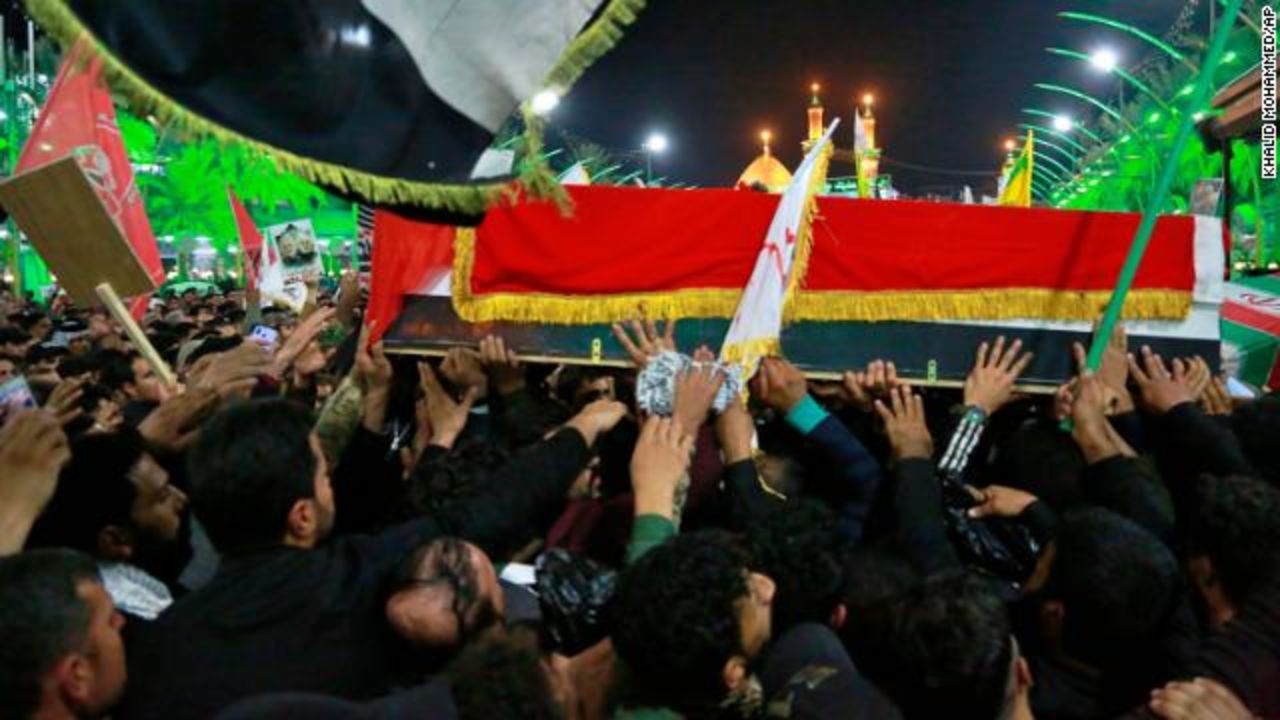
[791,288,1192,323]
[541,0,648,94]
[720,337,782,367]
[512,105,571,214]
[26,0,644,214]
[782,141,833,318]
[454,226,1192,324]
[516,0,648,212]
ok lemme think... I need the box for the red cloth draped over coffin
[369,185,1223,335]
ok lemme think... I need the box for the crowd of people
[1,276,1278,720]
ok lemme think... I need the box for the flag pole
[95,282,177,388]
[1081,0,1243,376]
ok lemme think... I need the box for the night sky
[0,0,1197,196]
[557,0,1195,195]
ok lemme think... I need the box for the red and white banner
[18,39,163,318]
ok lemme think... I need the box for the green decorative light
[1034,83,1141,137]
[1029,159,1067,183]
[1222,50,1237,63]
[1148,112,1162,124]
[1032,151,1076,180]
[1178,84,1194,97]
[1023,108,1106,145]
[1045,47,1174,113]
[1023,133,1080,166]
[1018,120,1091,154]
[1057,11,1194,70]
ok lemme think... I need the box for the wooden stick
[95,282,177,388]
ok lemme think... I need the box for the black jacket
[117,429,591,720]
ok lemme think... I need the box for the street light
[642,132,668,185]
[1059,11,1196,72]
[862,93,874,108]
[643,133,669,154]
[1088,47,1119,73]
[1003,138,1018,152]
[530,89,560,116]
[1053,114,1074,132]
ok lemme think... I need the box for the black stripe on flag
[66,0,494,184]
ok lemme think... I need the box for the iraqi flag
[27,0,641,214]
[364,211,455,342]
[16,38,163,319]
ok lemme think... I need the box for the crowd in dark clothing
[1,279,1279,720]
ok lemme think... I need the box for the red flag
[365,210,455,343]
[17,38,165,310]
[228,187,264,290]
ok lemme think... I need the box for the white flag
[720,120,839,376]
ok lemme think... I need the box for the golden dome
[737,151,793,193]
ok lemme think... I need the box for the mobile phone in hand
[249,324,280,353]
[0,376,37,427]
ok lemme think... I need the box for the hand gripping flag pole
[1065,0,1244,429]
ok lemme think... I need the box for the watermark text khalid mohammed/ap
[1263,5,1276,179]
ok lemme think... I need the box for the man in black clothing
[1184,474,1280,629]
[875,572,1032,720]
[118,396,625,719]
[0,549,128,720]
[1019,509,1190,720]
[27,428,193,621]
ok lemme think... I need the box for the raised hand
[1070,373,1113,434]
[44,376,86,426]
[192,343,274,397]
[293,341,328,379]
[611,317,677,368]
[353,323,393,394]
[273,307,336,377]
[440,347,489,400]
[630,416,694,520]
[354,326,394,433]
[811,360,898,412]
[478,335,525,396]
[1178,357,1212,401]
[335,270,361,327]
[1127,345,1194,415]
[1201,375,1233,417]
[0,410,71,553]
[672,362,724,434]
[750,356,808,413]
[138,390,222,453]
[715,397,755,464]
[873,385,933,461]
[417,362,480,449]
[1052,381,1075,423]
[964,336,1033,415]
[1091,319,1133,413]
[563,398,628,447]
